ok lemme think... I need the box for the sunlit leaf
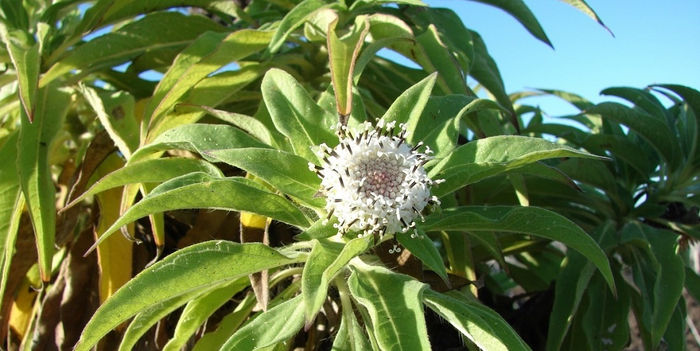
[428,135,607,198]
[222,295,305,350]
[262,68,337,161]
[17,85,71,281]
[1,28,39,121]
[348,262,431,351]
[205,148,324,208]
[93,174,311,250]
[75,242,301,351]
[42,12,227,87]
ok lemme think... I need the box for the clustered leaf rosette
[309,120,442,238]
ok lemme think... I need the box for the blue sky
[425,0,700,117]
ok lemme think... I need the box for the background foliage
[0,0,698,350]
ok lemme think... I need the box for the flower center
[359,156,404,198]
[309,120,441,238]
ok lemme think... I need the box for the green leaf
[92,173,311,251]
[145,29,273,137]
[192,292,257,351]
[78,85,140,158]
[41,12,227,87]
[348,262,431,351]
[559,0,612,35]
[118,287,211,351]
[382,72,437,126]
[268,0,329,53]
[619,222,685,348]
[331,307,372,351]
[469,31,514,118]
[600,86,672,123]
[585,102,681,171]
[180,103,278,147]
[295,218,339,240]
[582,134,653,176]
[415,25,468,95]
[130,124,270,162]
[534,88,594,111]
[302,238,371,324]
[152,63,268,139]
[164,278,250,351]
[423,290,531,351]
[262,68,337,161]
[404,7,474,74]
[75,242,300,351]
[581,271,631,351]
[0,0,29,30]
[204,148,323,208]
[17,85,71,282]
[546,221,614,351]
[328,16,370,118]
[303,240,343,323]
[685,266,700,303]
[428,135,607,198]
[1,28,39,121]
[396,228,448,283]
[0,131,23,304]
[422,206,615,293]
[64,158,223,209]
[222,295,305,350]
[469,0,552,47]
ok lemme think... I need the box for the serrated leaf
[428,135,607,198]
[75,242,300,351]
[423,289,530,351]
[204,148,323,208]
[221,294,305,350]
[262,68,337,161]
[422,206,615,293]
[348,262,430,351]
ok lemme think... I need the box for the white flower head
[309,120,441,238]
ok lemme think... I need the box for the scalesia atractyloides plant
[1,0,695,350]
[68,67,616,350]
